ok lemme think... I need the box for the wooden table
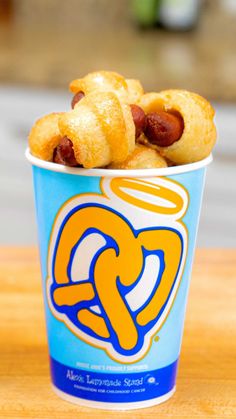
[0,248,235,418]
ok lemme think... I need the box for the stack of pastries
[29,71,217,169]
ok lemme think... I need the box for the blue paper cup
[26,149,212,410]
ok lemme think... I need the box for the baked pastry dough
[28,71,217,169]
[59,91,135,168]
[138,90,216,164]
[108,144,167,169]
[70,71,144,104]
[28,113,63,161]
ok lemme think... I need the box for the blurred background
[0,0,235,246]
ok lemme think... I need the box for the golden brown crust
[58,91,135,168]
[108,144,167,169]
[138,92,164,114]
[28,72,217,169]
[138,90,217,164]
[28,113,63,161]
[70,71,144,104]
[126,79,144,103]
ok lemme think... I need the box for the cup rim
[25,148,212,178]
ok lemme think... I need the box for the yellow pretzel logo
[110,178,185,215]
[47,177,188,362]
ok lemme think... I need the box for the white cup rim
[25,148,212,178]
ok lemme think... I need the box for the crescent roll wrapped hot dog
[28,113,63,162]
[28,71,217,169]
[58,91,135,168]
[138,90,217,164]
[70,71,144,105]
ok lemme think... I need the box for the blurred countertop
[0,1,236,101]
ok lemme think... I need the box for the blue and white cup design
[27,150,210,409]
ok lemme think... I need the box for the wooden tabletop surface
[0,247,235,419]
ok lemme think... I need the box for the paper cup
[26,149,212,410]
